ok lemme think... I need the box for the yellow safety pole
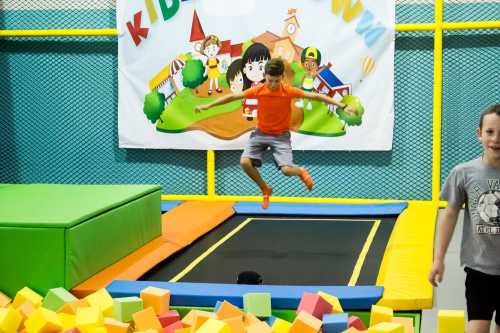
[443,21,500,30]
[0,29,117,37]
[206,150,216,199]
[396,23,435,32]
[432,0,444,203]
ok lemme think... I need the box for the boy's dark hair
[264,58,285,76]
[479,104,500,129]
[226,58,242,84]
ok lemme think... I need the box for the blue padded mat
[161,201,182,212]
[107,280,383,310]
[233,202,408,215]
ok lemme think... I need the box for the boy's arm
[195,92,244,112]
[302,92,356,114]
[428,204,460,286]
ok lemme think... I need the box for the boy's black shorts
[464,266,500,325]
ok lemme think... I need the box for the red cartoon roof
[218,40,231,54]
[230,43,243,57]
[189,10,205,42]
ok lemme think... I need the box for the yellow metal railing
[1,14,498,204]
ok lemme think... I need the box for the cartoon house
[314,63,351,102]
[217,40,243,73]
[149,58,186,105]
[189,10,205,55]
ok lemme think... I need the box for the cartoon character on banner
[241,43,271,121]
[295,46,321,111]
[201,34,223,95]
[226,58,244,94]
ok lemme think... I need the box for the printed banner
[117,0,395,150]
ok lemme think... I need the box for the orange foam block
[181,310,214,329]
[215,301,244,320]
[0,292,11,308]
[12,288,43,309]
[221,316,245,333]
[132,307,162,332]
[18,302,36,329]
[297,292,332,319]
[289,311,322,333]
[245,321,273,333]
[140,287,170,316]
[392,317,414,333]
[104,317,130,333]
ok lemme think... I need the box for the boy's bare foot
[261,187,273,209]
[300,168,314,191]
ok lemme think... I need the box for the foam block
[221,316,245,333]
[368,322,404,332]
[348,316,366,330]
[12,288,43,309]
[391,317,413,333]
[243,312,260,326]
[140,287,170,316]
[58,299,90,315]
[17,302,36,329]
[173,328,191,333]
[181,310,214,328]
[132,307,162,332]
[318,291,343,313]
[75,307,103,330]
[57,313,76,331]
[0,306,22,333]
[0,292,11,308]
[437,310,464,333]
[323,313,348,333]
[24,308,63,333]
[297,292,332,319]
[245,321,273,333]
[85,289,114,317]
[369,305,393,327]
[103,318,130,333]
[158,310,180,328]
[341,328,364,333]
[43,289,77,312]
[195,318,230,333]
[289,311,322,333]
[163,321,183,333]
[113,297,143,323]
[215,301,244,320]
[243,293,271,318]
[271,317,292,333]
[62,328,81,333]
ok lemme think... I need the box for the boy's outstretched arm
[302,92,356,114]
[428,204,460,287]
[195,92,244,112]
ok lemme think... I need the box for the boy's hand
[428,260,445,287]
[343,104,357,115]
[195,105,209,113]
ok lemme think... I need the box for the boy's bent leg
[240,157,272,209]
[467,320,491,333]
[280,165,314,191]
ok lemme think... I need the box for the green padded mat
[0,184,161,297]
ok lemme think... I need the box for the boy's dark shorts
[464,266,500,325]
[241,129,295,168]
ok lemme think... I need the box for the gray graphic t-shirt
[441,157,500,275]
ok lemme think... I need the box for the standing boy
[429,104,500,333]
[196,58,355,209]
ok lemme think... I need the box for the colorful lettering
[355,10,386,48]
[126,11,149,46]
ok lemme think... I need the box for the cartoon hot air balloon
[361,55,375,79]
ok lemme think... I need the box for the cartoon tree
[143,91,165,124]
[182,59,206,89]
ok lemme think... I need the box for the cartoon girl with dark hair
[201,34,223,95]
[241,43,271,120]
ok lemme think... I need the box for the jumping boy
[195,58,355,209]
[429,104,500,333]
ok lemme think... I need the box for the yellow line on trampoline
[348,219,381,286]
[169,217,254,282]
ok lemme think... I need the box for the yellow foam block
[194,318,230,333]
[134,329,158,333]
[370,305,393,327]
[12,288,43,309]
[215,301,244,320]
[243,312,260,326]
[75,307,104,330]
[24,308,62,333]
[174,329,191,333]
[341,328,365,332]
[392,317,414,333]
[318,291,344,313]
[289,311,322,333]
[272,318,292,333]
[104,317,130,333]
[84,289,114,317]
[57,313,76,331]
[368,322,404,333]
[181,310,215,328]
[17,302,36,330]
[84,327,107,333]
[140,287,170,315]
[0,293,11,308]
[0,306,23,333]
[132,307,162,331]
[437,310,465,333]
[245,321,272,333]
[221,316,245,333]
[58,299,90,315]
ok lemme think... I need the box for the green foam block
[114,297,144,322]
[42,288,77,311]
[243,292,272,318]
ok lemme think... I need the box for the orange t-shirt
[243,83,304,135]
